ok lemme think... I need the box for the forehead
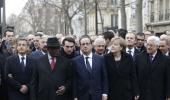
[147,40,156,44]
[6,31,14,36]
[126,33,135,38]
[17,40,27,44]
[64,41,74,45]
[80,38,91,43]
[137,35,144,38]
[159,40,167,45]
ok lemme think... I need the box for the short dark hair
[3,29,14,37]
[137,32,145,37]
[79,35,92,45]
[118,29,127,39]
[62,37,75,45]
[103,31,114,40]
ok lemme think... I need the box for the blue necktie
[21,57,25,71]
[85,57,92,73]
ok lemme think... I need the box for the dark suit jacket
[72,54,108,100]
[31,55,73,100]
[135,50,170,100]
[104,52,139,100]
[5,55,36,100]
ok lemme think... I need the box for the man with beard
[31,37,73,100]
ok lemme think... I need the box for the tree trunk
[136,0,143,33]
[120,0,127,29]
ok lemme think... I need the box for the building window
[111,0,117,5]
[111,14,118,27]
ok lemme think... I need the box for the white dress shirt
[126,47,135,56]
[47,53,56,64]
[18,54,26,66]
[83,52,93,69]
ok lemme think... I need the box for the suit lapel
[79,55,87,71]
[15,55,24,71]
[43,55,52,72]
[150,52,160,72]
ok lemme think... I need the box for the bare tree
[120,0,127,29]
[136,0,143,33]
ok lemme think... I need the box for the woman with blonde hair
[104,37,139,100]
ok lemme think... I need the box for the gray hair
[93,37,106,46]
[147,36,160,46]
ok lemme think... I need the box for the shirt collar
[18,54,26,60]
[83,52,93,59]
[165,51,169,56]
[126,47,135,53]
[151,51,157,58]
[48,53,53,60]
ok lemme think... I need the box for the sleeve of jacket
[130,55,140,97]
[101,57,108,95]
[165,57,170,98]
[72,59,78,98]
[64,59,73,93]
[30,60,39,100]
[5,58,21,91]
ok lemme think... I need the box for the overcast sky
[6,0,28,18]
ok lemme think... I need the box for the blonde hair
[111,37,126,51]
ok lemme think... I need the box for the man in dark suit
[30,36,47,58]
[31,37,73,100]
[135,36,170,100]
[125,33,141,59]
[60,37,78,59]
[72,35,108,100]
[159,37,170,57]
[5,38,36,100]
[136,32,146,53]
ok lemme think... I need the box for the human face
[94,42,106,55]
[159,40,169,54]
[146,40,158,55]
[144,31,152,41]
[48,47,60,57]
[17,40,28,55]
[39,38,47,51]
[125,34,136,47]
[80,38,92,55]
[6,31,14,42]
[63,41,75,55]
[34,36,41,49]
[136,35,145,48]
[111,40,122,54]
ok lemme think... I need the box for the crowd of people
[0,29,170,100]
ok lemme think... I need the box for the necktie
[149,55,153,62]
[128,50,132,56]
[50,57,56,70]
[21,56,25,71]
[85,57,92,73]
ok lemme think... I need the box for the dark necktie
[50,57,56,70]
[128,50,132,56]
[21,56,25,71]
[85,57,92,73]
